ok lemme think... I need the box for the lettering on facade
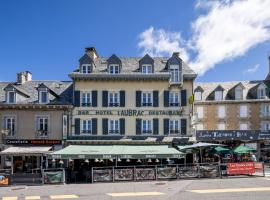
[77,109,182,116]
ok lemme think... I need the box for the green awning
[49,145,185,159]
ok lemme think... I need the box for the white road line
[50,195,79,199]
[107,192,165,197]
[187,187,270,194]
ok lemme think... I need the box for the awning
[50,145,185,159]
[0,146,52,155]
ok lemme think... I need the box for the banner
[93,169,113,182]
[43,171,64,184]
[199,165,219,178]
[227,162,255,175]
[157,167,177,179]
[114,169,134,181]
[135,168,155,180]
[178,165,199,178]
[0,175,9,186]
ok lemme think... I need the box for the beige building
[0,71,73,171]
[68,47,196,143]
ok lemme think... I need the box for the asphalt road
[1,177,270,200]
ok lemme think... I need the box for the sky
[0,0,270,82]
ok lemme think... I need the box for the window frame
[239,105,248,118]
[141,119,153,134]
[217,105,226,118]
[3,116,16,136]
[170,65,181,83]
[36,115,49,137]
[169,91,180,106]
[141,91,153,106]
[108,119,120,134]
[141,65,153,74]
[215,90,223,101]
[7,91,16,104]
[262,104,270,117]
[194,91,202,101]
[109,65,120,74]
[217,123,226,130]
[81,119,92,134]
[108,91,120,107]
[235,86,243,100]
[81,92,92,107]
[239,123,248,130]
[81,64,91,74]
[196,106,204,119]
[169,119,180,134]
[38,90,49,104]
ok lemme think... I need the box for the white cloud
[243,64,260,74]
[137,27,189,62]
[137,0,270,75]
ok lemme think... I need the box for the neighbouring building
[0,71,73,174]
[68,47,197,144]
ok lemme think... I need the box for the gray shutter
[102,91,108,107]
[92,91,98,107]
[92,118,97,135]
[163,118,169,135]
[164,90,169,107]
[181,119,187,135]
[181,89,187,106]
[75,118,80,135]
[153,91,159,107]
[136,91,141,107]
[153,118,159,135]
[136,119,141,135]
[102,118,108,135]
[120,91,125,107]
[74,91,81,107]
[120,118,125,135]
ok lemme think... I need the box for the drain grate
[11,187,26,191]
[155,182,166,185]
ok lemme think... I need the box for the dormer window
[39,90,49,104]
[170,65,181,83]
[109,65,120,74]
[258,85,266,99]
[81,64,91,74]
[7,91,16,104]
[215,91,223,101]
[194,91,202,101]
[235,86,243,100]
[142,65,153,74]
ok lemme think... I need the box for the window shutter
[92,118,97,135]
[153,118,159,135]
[164,91,169,107]
[120,91,125,107]
[136,119,141,135]
[163,118,169,135]
[74,91,81,107]
[102,91,108,107]
[153,91,159,107]
[120,118,125,135]
[92,91,98,107]
[136,91,141,107]
[181,89,187,106]
[181,118,187,135]
[75,118,80,135]
[102,118,108,135]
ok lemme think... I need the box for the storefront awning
[50,145,185,159]
[0,146,52,155]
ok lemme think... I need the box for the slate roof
[71,55,196,78]
[194,80,270,101]
[0,80,73,105]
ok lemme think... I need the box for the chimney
[85,47,99,60]
[173,52,180,57]
[17,71,32,84]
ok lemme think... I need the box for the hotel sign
[77,109,183,116]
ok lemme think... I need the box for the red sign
[227,162,255,175]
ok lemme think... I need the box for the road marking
[187,187,270,194]
[25,196,40,200]
[50,195,78,199]
[107,192,165,197]
[2,197,17,200]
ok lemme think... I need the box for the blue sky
[0,0,269,82]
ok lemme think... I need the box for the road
[1,177,270,199]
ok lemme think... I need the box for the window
[109,119,120,134]
[81,120,92,134]
[170,65,181,83]
[261,122,270,131]
[235,86,243,100]
[240,123,248,130]
[3,116,16,136]
[169,92,180,106]
[169,120,180,134]
[108,92,119,107]
[39,90,48,104]
[109,65,120,74]
[142,65,153,74]
[36,116,49,137]
[215,91,223,101]
[196,106,204,119]
[239,105,248,118]
[257,85,266,99]
[217,123,225,130]
[194,91,202,101]
[261,104,270,117]
[217,106,226,118]
[142,120,152,134]
[196,123,204,130]
[141,92,153,106]
[7,91,16,104]
[81,64,91,74]
[81,92,92,107]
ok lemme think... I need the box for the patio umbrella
[213,146,231,154]
[233,145,256,154]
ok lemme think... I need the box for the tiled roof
[195,80,270,101]
[0,80,73,105]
